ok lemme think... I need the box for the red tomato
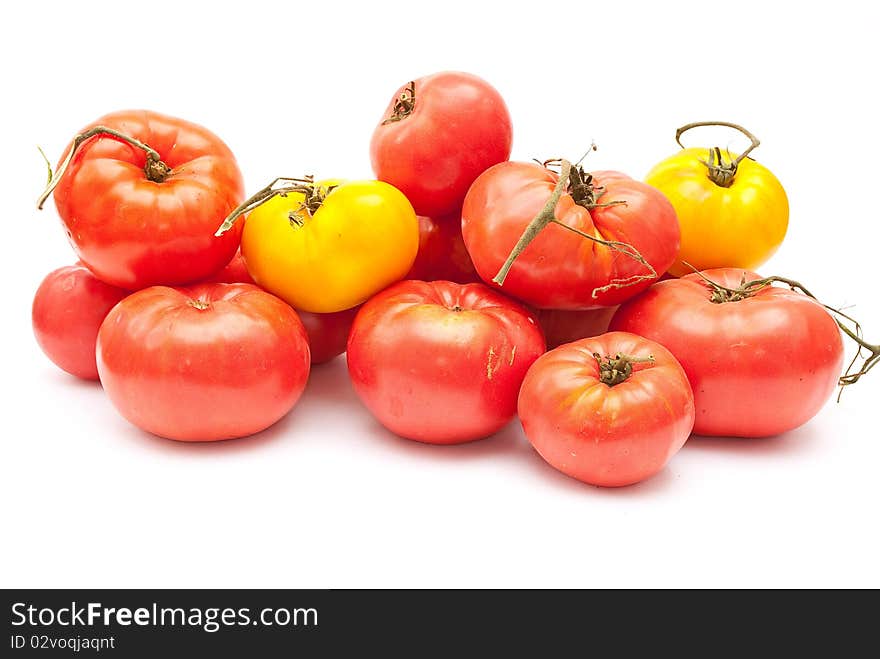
[32,264,129,380]
[535,306,618,350]
[370,72,512,217]
[299,306,360,364]
[610,268,844,437]
[519,332,695,487]
[43,110,245,289]
[347,280,545,444]
[406,211,479,283]
[202,250,255,285]
[203,250,356,364]
[462,163,680,309]
[97,283,310,441]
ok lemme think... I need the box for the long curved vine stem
[689,269,880,392]
[675,121,761,188]
[491,158,656,298]
[37,126,171,209]
[215,176,335,236]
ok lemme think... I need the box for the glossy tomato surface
[97,283,310,441]
[519,332,695,487]
[370,71,512,217]
[347,280,545,444]
[646,147,788,276]
[610,269,844,437]
[202,250,255,285]
[241,179,418,313]
[406,211,479,283]
[32,264,129,380]
[463,163,680,309]
[50,110,244,289]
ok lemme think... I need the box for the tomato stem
[382,81,416,124]
[36,126,170,209]
[491,158,657,299]
[675,121,761,188]
[215,176,336,236]
[689,269,880,392]
[593,352,655,386]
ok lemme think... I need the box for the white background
[2,0,878,588]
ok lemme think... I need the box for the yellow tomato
[646,146,788,277]
[240,179,418,313]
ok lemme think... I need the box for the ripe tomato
[41,110,245,289]
[299,306,360,365]
[32,264,129,380]
[645,122,788,276]
[462,162,680,309]
[347,280,545,444]
[610,268,844,437]
[204,249,357,363]
[97,283,310,441]
[370,71,512,217]
[227,178,418,313]
[202,250,255,285]
[406,211,479,283]
[519,332,695,487]
[535,306,618,350]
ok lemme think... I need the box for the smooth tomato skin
[97,283,310,441]
[406,211,480,283]
[610,269,844,437]
[32,264,129,380]
[204,249,357,364]
[462,163,680,309]
[52,110,245,289]
[347,280,545,444]
[201,250,255,285]
[646,148,788,277]
[518,332,695,487]
[370,71,512,217]
[535,306,618,350]
[242,180,419,313]
[298,306,360,364]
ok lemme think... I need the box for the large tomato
[610,268,844,437]
[518,332,695,487]
[204,249,358,364]
[645,122,788,277]
[97,283,310,441]
[32,264,129,380]
[462,162,680,309]
[224,178,418,313]
[41,110,245,289]
[534,306,618,350]
[347,280,545,444]
[370,71,512,217]
[406,211,479,283]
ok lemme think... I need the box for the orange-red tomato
[519,332,695,487]
[347,280,545,444]
[97,283,310,441]
[406,211,479,284]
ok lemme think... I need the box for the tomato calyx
[37,126,171,209]
[381,81,416,124]
[188,299,211,311]
[492,157,656,297]
[215,176,337,236]
[593,352,655,386]
[675,121,761,188]
[690,269,880,391]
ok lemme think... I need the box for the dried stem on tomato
[215,176,337,236]
[37,126,171,209]
[491,157,657,298]
[675,121,761,188]
[687,268,880,392]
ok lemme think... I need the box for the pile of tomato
[32,72,877,488]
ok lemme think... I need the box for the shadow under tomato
[682,420,823,456]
